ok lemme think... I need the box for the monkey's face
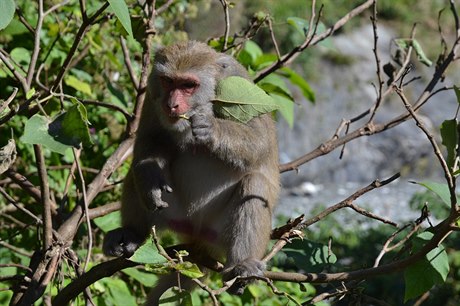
[159,73,199,120]
[154,68,216,134]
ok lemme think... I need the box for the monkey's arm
[191,114,276,170]
[131,133,173,209]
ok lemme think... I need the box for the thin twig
[219,0,231,51]
[120,37,139,91]
[395,87,457,210]
[26,0,44,89]
[301,173,400,230]
[33,145,53,251]
[73,148,92,271]
[267,17,281,59]
[0,50,29,93]
[0,88,18,114]
[368,0,384,122]
[51,2,109,91]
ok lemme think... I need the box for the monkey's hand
[224,259,266,295]
[190,114,215,145]
[133,162,172,210]
[145,183,172,210]
[103,228,145,257]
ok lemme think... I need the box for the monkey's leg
[222,173,273,295]
[103,170,153,257]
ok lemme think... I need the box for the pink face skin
[160,74,200,122]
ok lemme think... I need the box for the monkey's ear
[216,55,249,79]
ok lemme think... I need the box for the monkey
[103,41,280,304]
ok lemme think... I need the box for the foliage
[1,0,460,305]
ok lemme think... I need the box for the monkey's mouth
[168,113,190,123]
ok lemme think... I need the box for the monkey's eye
[182,81,199,89]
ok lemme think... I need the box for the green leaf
[21,115,70,155]
[454,85,460,105]
[404,232,449,302]
[129,239,167,265]
[213,76,280,123]
[26,88,35,100]
[287,17,310,36]
[258,74,293,100]
[412,39,432,67]
[440,119,458,170]
[278,67,315,103]
[159,287,193,306]
[65,75,92,95]
[238,40,263,67]
[394,39,432,66]
[0,0,15,30]
[411,181,453,206]
[281,239,337,272]
[257,74,295,126]
[253,54,277,70]
[271,93,295,128]
[175,262,204,279]
[107,0,133,37]
[103,278,137,306]
[48,100,92,148]
[10,47,31,67]
[123,267,159,287]
[394,38,409,49]
[93,211,121,232]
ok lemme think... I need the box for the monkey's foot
[225,259,266,295]
[103,228,145,257]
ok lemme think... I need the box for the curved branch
[53,257,137,306]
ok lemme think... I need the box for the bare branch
[120,36,139,91]
[218,0,231,50]
[33,145,53,251]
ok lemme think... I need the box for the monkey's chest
[168,152,242,212]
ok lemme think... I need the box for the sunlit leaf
[0,0,15,30]
[213,76,280,123]
[271,93,295,128]
[93,211,121,232]
[412,39,432,66]
[65,75,92,95]
[21,115,70,155]
[48,99,92,148]
[394,39,432,66]
[404,232,449,302]
[26,88,35,100]
[238,40,263,67]
[411,181,453,206]
[107,0,133,37]
[129,239,167,265]
[176,262,204,279]
[278,67,315,103]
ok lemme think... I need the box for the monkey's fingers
[148,190,170,209]
[161,184,173,193]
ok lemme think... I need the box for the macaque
[103,41,280,304]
